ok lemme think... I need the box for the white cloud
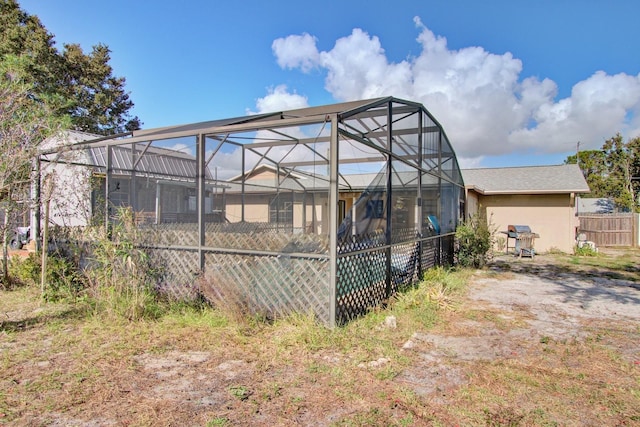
[509,71,640,150]
[249,84,309,114]
[456,156,486,169]
[231,85,324,178]
[167,142,193,155]
[270,17,640,163]
[272,33,320,73]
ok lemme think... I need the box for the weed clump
[196,271,259,325]
[9,207,169,320]
[392,267,469,328]
[7,253,40,287]
[574,244,599,257]
[9,251,85,302]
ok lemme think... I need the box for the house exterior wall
[473,192,578,253]
[224,194,270,223]
[37,132,96,229]
[251,170,280,181]
[465,190,479,220]
[42,153,94,228]
[219,192,331,235]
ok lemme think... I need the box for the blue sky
[18,0,640,168]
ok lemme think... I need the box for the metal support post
[105,145,112,231]
[197,134,206,271]
[328,114,338,328]
[385,102,393,300]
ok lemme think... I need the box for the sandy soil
[397,252,640,401]
[3,250,639,425]
[119,252,640,422]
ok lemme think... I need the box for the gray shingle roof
[461,164,590,194]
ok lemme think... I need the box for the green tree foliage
[566,133,640,212]
[0,54,68,194]
[0,55,68,286]
[601,133,637,211]
[565,149,608,197]
[0,0,141,135]
[59,43,141,134]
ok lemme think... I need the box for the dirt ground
[2,249,639,426]
[398,251,640,399]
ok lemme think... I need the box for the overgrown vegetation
[392,267,470,324]
[8,251,84,301]
[7,207,169,319]
[1,0,142,288]
[197,270,256,325]
[455,213,496,268]
[0,55,67,288]
[1,249,638,425]
[83,207,164,320]
[574,244,599,257]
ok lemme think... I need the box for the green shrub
[8,251,86,302]
[455,213,495,268]
[42,250,86,301]
[8,253,40,286]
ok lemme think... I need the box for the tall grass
[391,267,470,328]
[84,207,164,320]
[257,267,472,365]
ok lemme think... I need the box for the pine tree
[0,0,141,135]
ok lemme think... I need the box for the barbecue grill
[504,224,540,257]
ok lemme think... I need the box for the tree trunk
[40,197,49,301]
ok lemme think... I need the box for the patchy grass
[1,251,639,425]
[554,247,640,281]
[435,321,640,425]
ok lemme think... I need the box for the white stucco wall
[37,131,99,229]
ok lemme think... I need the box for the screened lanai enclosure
[36,97,465,327]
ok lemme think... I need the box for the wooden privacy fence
[578,213,639,247]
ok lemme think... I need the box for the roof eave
[476,189,591,195]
